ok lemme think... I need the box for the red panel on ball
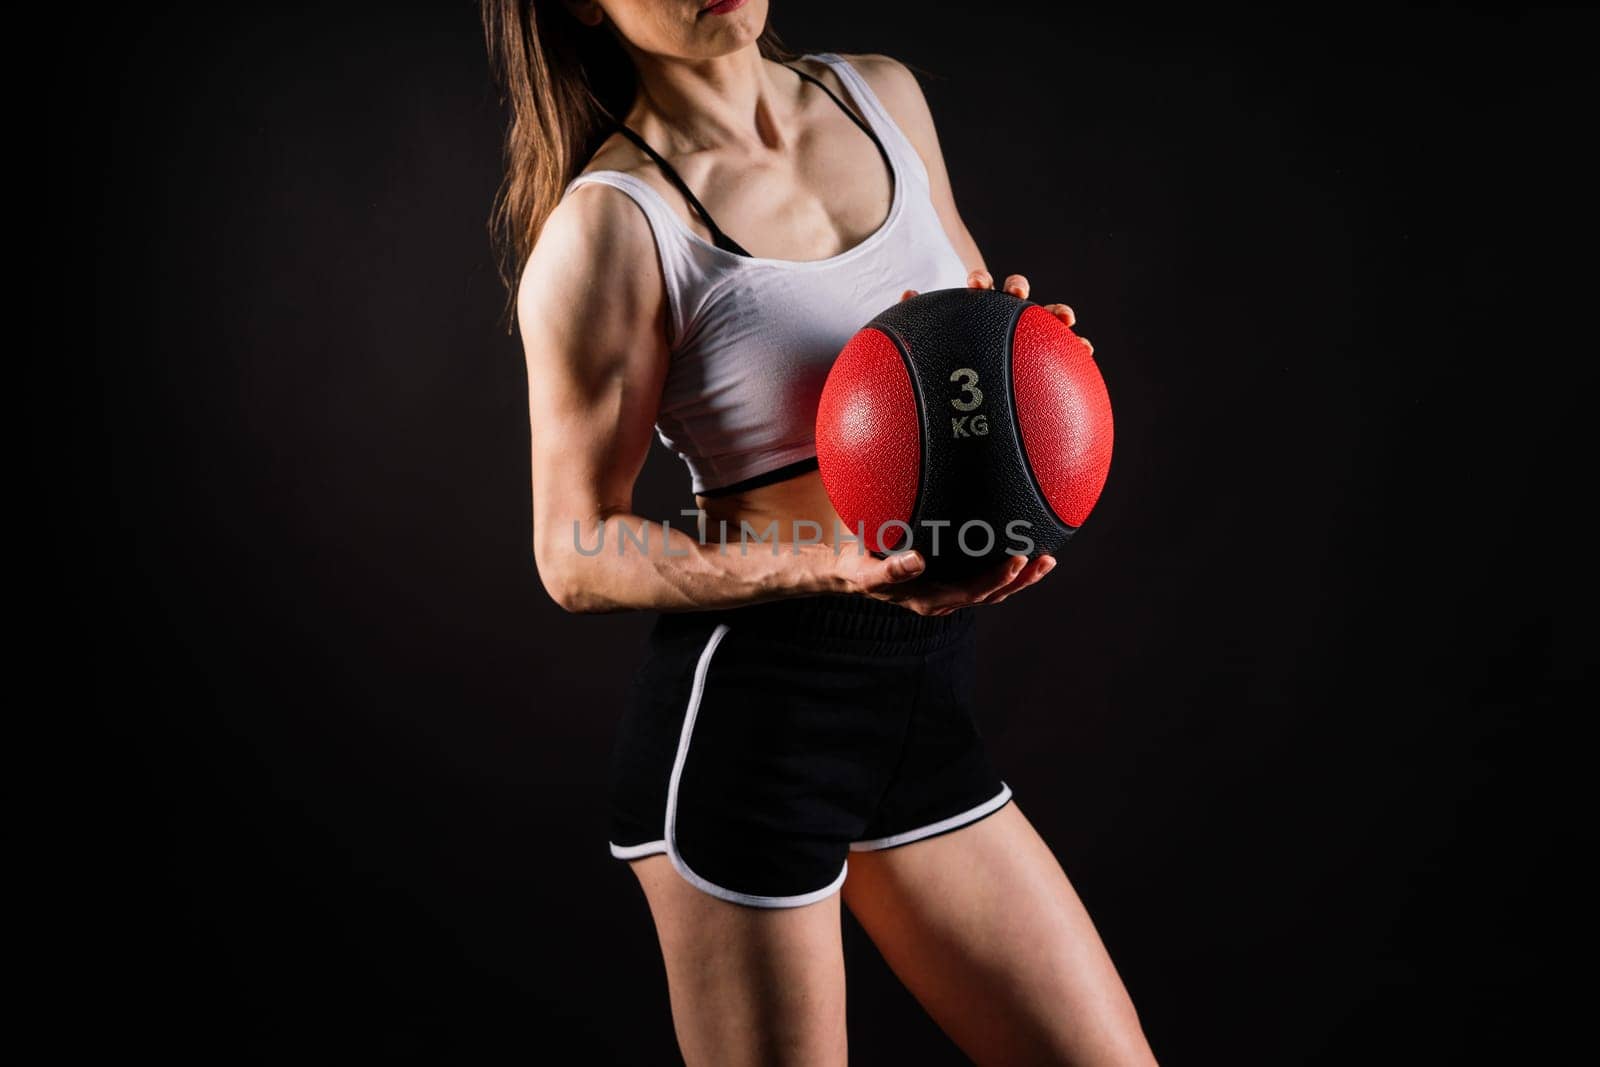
[815,327,921,554]
[1010,305,1114,527]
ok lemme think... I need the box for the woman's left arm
[851,53,1087,337]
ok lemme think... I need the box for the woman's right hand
[836,549,1057,615]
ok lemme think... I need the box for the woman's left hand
[901,269,1092,354]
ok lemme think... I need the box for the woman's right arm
[519,184,920,613]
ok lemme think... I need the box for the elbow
[534,506,635,613]
[534,543,605,614]
[535,559,591,614]
[542,575,588,614]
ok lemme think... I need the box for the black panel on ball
[867,288,1074,578]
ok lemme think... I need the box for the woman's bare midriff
[696,469,858,556]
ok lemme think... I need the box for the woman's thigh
[629,854,849,1067]
[841,802,1159,1067]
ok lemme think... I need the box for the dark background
[62,1,1585,1062]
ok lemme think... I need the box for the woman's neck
[623,45,797,155]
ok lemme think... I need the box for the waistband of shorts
[655,594,975,657]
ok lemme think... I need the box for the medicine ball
[815,287,1114,578]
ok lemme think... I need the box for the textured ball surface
[1010,304,1115,528]
[814,327,921,555]
[815,287,1114,576]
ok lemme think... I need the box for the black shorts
[607,593,1012,908]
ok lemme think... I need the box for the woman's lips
[700,0,748,15]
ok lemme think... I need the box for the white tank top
[561,53,971,496]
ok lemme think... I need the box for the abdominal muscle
[695,469,858,556]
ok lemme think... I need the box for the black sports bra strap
[609,59,893,260]
[609,121,753,256]
[782,63,895,179]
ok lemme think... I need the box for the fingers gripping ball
[815,287,1114,577]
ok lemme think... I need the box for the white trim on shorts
[848,782,1014,852]
[608,840,667,860]
[660,623,848,909]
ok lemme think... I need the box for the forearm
[536,511,846,614]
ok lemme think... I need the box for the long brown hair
[481,1,803,331]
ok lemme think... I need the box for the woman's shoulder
[564,124,703,239]
[546,140,659,239]
[556,119,692,240]
[816,52,927,107]
[522,169,664,320]
[821,51,910,79]
[813,52,938,146]
[575,126,658,181]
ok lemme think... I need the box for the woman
[483,1,1158,1063]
